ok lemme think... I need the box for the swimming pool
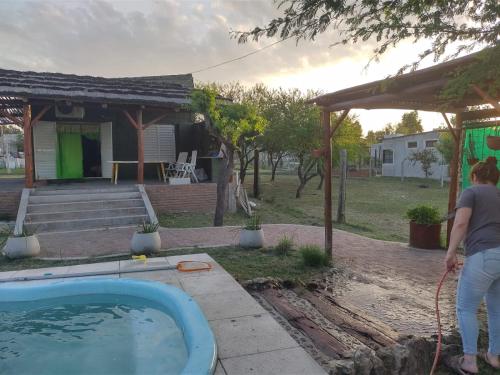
[0,278,217,375]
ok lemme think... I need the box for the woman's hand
[444,251,458,273]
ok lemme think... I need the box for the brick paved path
[37,223,447,284]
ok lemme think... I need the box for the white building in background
[370,130,448,181]
[0,133,24,169]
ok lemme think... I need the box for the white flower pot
[131,232,161,255]
[3,235,41,259]
[239,229,265,248]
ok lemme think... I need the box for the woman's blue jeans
[457,246,500,355]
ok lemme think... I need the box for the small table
[108,161,169,184]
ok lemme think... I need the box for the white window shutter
[33,121,57,179]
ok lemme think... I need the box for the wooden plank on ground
[261,289,349,359]
[299,289,399,349]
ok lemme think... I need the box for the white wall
[380,131,448,180]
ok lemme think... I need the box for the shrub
[139,221,159,233]
[275,235,294,256]
[300,245,329,267]
[244,214,262,230]
[406,206,441,225]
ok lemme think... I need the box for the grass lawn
[0,245,327,283]
[0,168,24,177]
[159,172,449,242]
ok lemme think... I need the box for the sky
[0,0,454,134]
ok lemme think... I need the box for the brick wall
[0,191,21,220]
[146,183,218,214]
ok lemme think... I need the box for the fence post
[337,149,347,223]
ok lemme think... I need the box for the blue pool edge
[0,278,218,375]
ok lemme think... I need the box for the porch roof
[309,49,499,119]
[0,69,194,124]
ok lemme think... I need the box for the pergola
[309,50,500,255]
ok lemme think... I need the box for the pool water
[0,294,188,375]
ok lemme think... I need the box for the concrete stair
[24,186,149,233]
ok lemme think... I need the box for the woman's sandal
[448,355,477,375]
[481,352,500,370]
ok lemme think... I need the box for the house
[370,130,448,180]
[0,68,232,231]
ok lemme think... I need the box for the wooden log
[337,149,347,223]
[322,110,333,258]
[299,289,399,349]
[261,289,349,359]
[136,109,144,184]
[23,105,34,188]
[446,113,463,245]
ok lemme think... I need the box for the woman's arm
[445,207,472,271]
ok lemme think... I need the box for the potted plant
[406,205,442,249]
[486,133,500,151]
[239,214,264,248]
[131,221,161,255]
[2,226,40,259]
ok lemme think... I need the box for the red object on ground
[409,222,442,249]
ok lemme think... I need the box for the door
[57,131,83,179]
[33,121,57,179]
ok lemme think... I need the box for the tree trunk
[270,154,282,182]
[214,147,234,227]
[317,175,324,190]
[296,182,306,198]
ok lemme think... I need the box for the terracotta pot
[239,229,265,248]
[409,222,442,249]
[131,232,161,255]
[3,235,41,259]
[486,136,500,151]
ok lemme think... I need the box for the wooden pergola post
[23,104,34,188]
[446,112,463,244]
[322,110,333,258]
[136,109,144,184]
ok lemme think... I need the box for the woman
[445,156,500,374]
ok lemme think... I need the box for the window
[425,139,438,148]
[382,149,394,164]
[407,141,418,149]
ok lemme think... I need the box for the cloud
[0,0,445,131]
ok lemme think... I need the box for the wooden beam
[322,110,333,259]
[31,105,52,127]
[0,109,23,127]
[23,105,34,188]
[471,85,500,113]
[136,109,144,184]
[441,113,458,143]
[123,109,139,130]
[330,109,350,138]
[446,113,463,245]
[461,108,500,122]
[144,112,170,129]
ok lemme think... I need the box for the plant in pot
[239,214,264,248]
[131,221,161,255]
[2,225,41,259]
[406,205,442,249]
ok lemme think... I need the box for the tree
[331,114,364,167]
[190,88,266,226]
[409,149,438,178]
[395,111,423,135]
[436,132,455,166]
[0,125,22,134]
[235,1,499,97]
[284,92,322,198]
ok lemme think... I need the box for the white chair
[166,152,188,177]
[175,150,198,182]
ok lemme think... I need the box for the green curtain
[57,132,83,179]
[462,124,500,189]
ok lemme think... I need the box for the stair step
[32,186,138,196]
[28,191,141,204]
[25,215,148,233]
[25,207,148,222]
[27,199,145,213]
